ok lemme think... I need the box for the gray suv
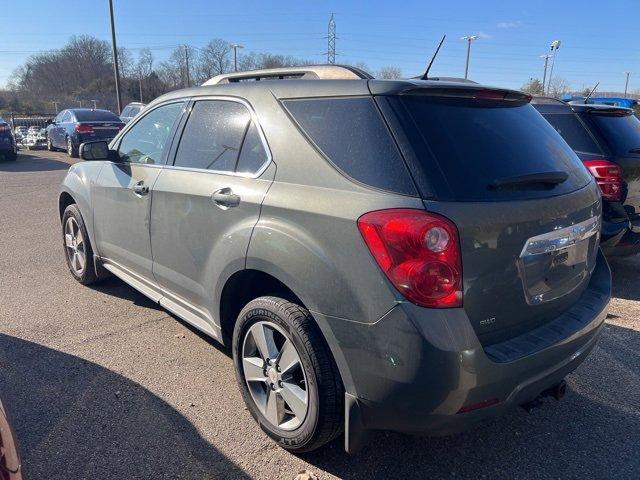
[59,65,611,453]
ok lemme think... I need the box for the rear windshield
[74,110,121,122]
[588,113,640,155]
[394,96,592,201]
[541,113,602,155]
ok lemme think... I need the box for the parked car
[0,396,24,479]
[46,108,124,157]
[120,102,146,123]
[23,126,47,150]
[59,66,611,453]
[533,97,640,256]
[14,126,28,143]
[0,117,17,161]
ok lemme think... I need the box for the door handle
[212,188,240,208]
[133,181,149,196]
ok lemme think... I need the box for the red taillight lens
[357,209,462,308]
[0,124,10,133]
[75,123,94,134]
[583,159,623,202]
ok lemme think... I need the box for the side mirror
[80,141,113,161]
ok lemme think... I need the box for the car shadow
[0,334,251,480]
[300,322,640,479]
[608,255,640,301]
[87,276,161,310]
[0,151,71,172]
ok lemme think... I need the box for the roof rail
[202,64,373,85]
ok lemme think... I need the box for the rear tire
[233,296,344,453]
[62,204,98,285]
[66,136,78,158]
[5,150,17,161]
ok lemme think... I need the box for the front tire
[62,204,98,285]
[66,136,78,158]
[233,296,344,453]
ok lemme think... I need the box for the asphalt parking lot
[0,149,639,480]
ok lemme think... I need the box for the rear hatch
[377,84,601,345]
[580,108,640,218]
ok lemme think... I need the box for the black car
[533,97,640,256]
[0,117,17,161]
[46,108,124,158]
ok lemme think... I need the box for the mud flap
[344,392,370,454]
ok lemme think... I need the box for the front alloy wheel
[242,321,309,430]
[64,216,86,276]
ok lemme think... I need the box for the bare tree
[196,39,231,83]
[378,66,402,79]
[548,77,570,98]
[137,48,154,78]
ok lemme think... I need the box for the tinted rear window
[74,110,121,122]
[541,113,602,155]
[283,97,417,196]
[396,97,592,201]
[588,113,640,155]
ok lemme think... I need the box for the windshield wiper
[489,171,569,190]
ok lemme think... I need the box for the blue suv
[46,108,124,157]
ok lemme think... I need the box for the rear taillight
[357,209,462,308]
[0,124,10,133]
[583,159,623,202]
[75,123,94,134]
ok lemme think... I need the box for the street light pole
[540,54,552,93]
[91,100,98,109]
[624,71,631,98]
[230,44,244,72]
[461,35,478,80]
[546,39,561,95]
[184,45,190,88]
[108,0,122,114]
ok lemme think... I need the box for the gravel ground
[0,150,638,480]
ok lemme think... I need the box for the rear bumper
[314,250,611,451]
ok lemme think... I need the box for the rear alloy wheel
[66,137,78,158]
[233,296,344,452]
[62,204,97,284]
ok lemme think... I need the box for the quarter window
[236,122,269,174]
[173,100,250,172]
[118,102,184,165]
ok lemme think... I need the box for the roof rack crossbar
[202,65,372,86]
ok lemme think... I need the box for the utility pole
[108,0,122,114]
[51,101,59,113]
[327,13,336,64]
[461,35,479,79]
[91,100,98,109]
[138,70,143,102]
[540,54,552,92]
[624,71,631,98]
[230,44,244,72]
[78,100,83,108]
[184,45,190,88]
[546,39,561,95]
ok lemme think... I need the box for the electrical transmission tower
[327,13,336,64]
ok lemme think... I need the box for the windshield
[589,113,640,155]
[74,110,121,122]
[395,96,592,201]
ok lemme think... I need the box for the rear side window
[395,97,592,201]
[236,122,269,174]
[588,113,640,155]
[74,110,120,122]
[541,113,602,155]
[174,100,250,172]
[283,97,417,196]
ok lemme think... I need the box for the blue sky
[2,0,639,92]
